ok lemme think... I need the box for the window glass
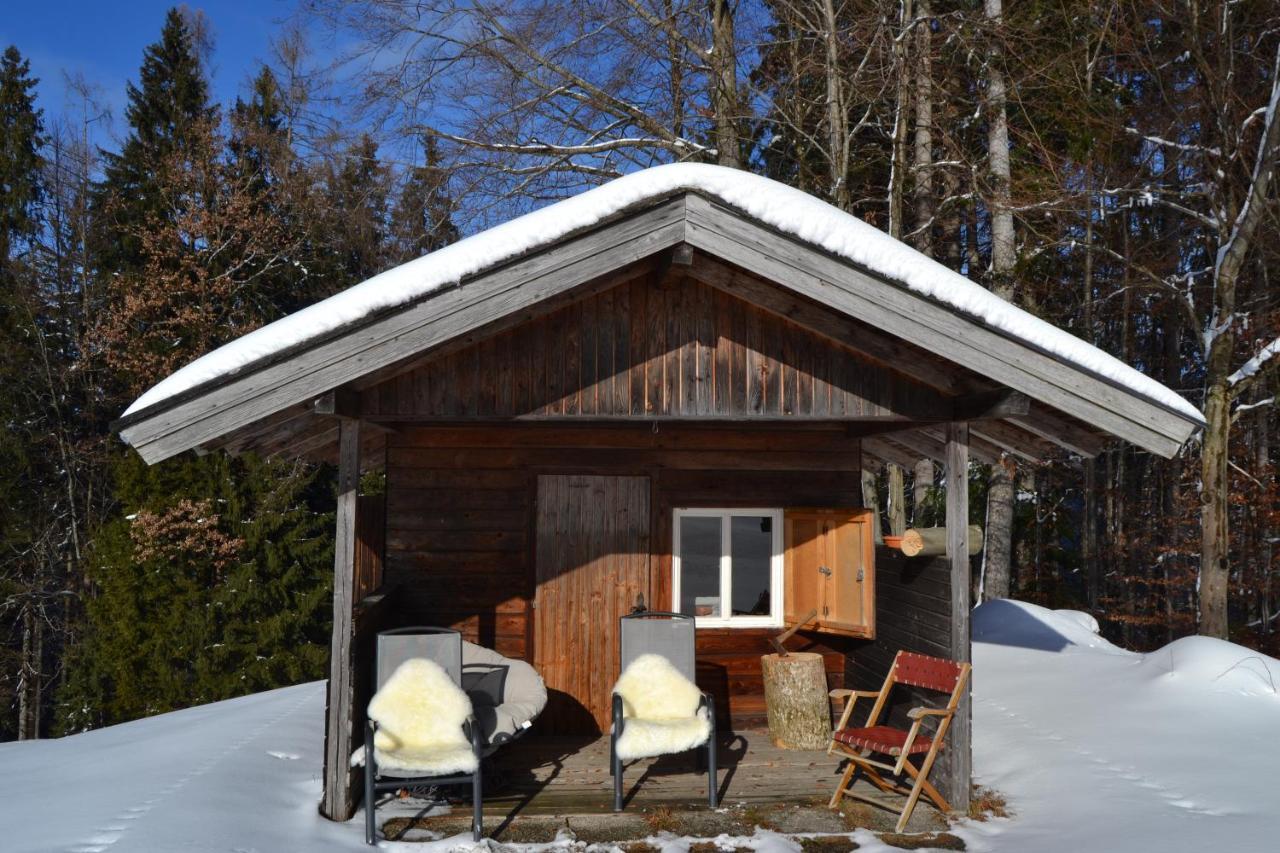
[679,515,723,618]
[731,515,773,616]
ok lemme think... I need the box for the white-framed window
[672,508,784,628]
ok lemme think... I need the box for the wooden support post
[322,417,361,820]
[945,422,971,813]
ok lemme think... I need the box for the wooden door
[535,474,651,734]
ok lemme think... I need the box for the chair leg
[364,771,376,845]
[365,723,377,845]
[706,738,718,808]
[896,763,930,833]
[612,739,624,812]
[828,755,858,809]
[902,761,951,813]
[472,768,483,841]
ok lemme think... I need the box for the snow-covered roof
[124,163,1203,424]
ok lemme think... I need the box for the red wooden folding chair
[827,650,971,832]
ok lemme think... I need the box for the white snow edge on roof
[123,163,1204,424]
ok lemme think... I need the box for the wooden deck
[484,730,845,815]
[375,730,957,842]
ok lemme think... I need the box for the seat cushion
[615,714,712,761]
[461,641,548,752]
[368,657,479,775]
[833,725,933,756]
[612,653,710,761]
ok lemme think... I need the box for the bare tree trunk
[887,463,907,536]
[1199,46,1280,639]
[18,604,42,740]
[983,456,1015,601]
[709,0,739,168]
[911,0,934,256]
[861,469,884,545]
[984,0,1014,298]
[821,0,849,207]
[913,458,934,526]
[888,0,914,238]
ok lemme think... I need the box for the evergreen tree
[59,453,333,731]
[0,46,44,264]
[0,45,48,741]
[318,134,390,295]
[389,136,460,263]
[93,8,216,276]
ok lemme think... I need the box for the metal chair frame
[610,611,718,811]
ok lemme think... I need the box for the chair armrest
[907,706,953,721]
[829,689,880,706]
[612,693,625,737]
[465,714,483,755]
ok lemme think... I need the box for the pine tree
[0,46,43,264]
[59,453,333,731]
[93,8,216,276]
[0,44,49,741]
[389,136,460,263]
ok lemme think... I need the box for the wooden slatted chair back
[891,651,965,695]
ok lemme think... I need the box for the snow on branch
[1229,336,1280,389]
[1123,126,1222,157]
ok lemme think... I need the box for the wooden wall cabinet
[783,508,876,639]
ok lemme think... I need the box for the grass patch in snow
[966,786,1010,821]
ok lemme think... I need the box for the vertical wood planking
[534,475,650,733]
[363,275,947,423]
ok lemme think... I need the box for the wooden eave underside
[120,193,1199,466]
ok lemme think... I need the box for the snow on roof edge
[122,163,1204,427]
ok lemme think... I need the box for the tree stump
[760,652,830,750]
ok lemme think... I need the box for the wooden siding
[845,547,961,803]
[381,423,864,731]
[360,274,947,422]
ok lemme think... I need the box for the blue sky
[0,2,299,144]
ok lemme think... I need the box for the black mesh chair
[364,627,482,845]
[611,611,717,811]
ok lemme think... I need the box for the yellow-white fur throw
[613,653,711,761]
[367,657,478,775]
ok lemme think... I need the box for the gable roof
[116,164,1203,464]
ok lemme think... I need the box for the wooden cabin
[115,165,1201,823]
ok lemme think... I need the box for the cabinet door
[783,508,875,639]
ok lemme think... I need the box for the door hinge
[856,568,864,582]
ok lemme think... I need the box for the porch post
[322,416,361,820]
[945,422,972,812]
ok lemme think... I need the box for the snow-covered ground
[2,599,1276,852]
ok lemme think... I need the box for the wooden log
[899,525,982,557]
[760,652,831,750]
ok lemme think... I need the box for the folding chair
[364,627,483,845]
[827,650,971,832]
[611,611,717,811]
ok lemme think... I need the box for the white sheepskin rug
[613,653,711,761]
[367,657,479,776]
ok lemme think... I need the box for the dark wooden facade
[358,273,949,422]
[380,423,866,732]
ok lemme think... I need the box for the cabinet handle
[818,565,833,577]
